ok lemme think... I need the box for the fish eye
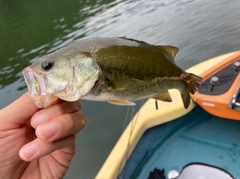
[41,61,54,71]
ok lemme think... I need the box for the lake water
[1,0,240,178]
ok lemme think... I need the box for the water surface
[1,0,240,178]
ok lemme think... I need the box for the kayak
[96,52,240,179]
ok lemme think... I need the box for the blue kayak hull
[121,106,240,178]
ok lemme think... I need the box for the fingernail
[20,143,38,160]
[81,117,87,131]
[38,122,60,139]
[31,113,46,128]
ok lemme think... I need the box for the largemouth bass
[22,37,202,108]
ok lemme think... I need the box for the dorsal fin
[157,45,179,59]
[118,37,179,59]
[118,36,150,45]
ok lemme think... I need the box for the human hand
[0,92,86,179]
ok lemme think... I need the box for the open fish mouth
[22,67,47,97]
[22,67,59,108]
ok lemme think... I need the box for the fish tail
[180,72,202,94]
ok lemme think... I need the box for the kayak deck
[96,52,239,179]
[120,106,240,178]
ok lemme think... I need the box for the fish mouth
[22,67,47,97]
[23,67,58,108]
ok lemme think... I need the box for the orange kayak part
[191,51,240,120]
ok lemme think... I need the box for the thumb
[0,92,40,125]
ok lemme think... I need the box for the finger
[19,135,76,161]
[31,100,82,129]
[0,92,39,125]
[36,112,86,142]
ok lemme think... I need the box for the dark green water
[1,0,240,178]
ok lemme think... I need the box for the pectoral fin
[110,79,143,91]
[152,92,172,102]
[107,100,136,106]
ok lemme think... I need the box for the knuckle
[56,111,86,137]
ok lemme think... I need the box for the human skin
[0,92,86,179]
